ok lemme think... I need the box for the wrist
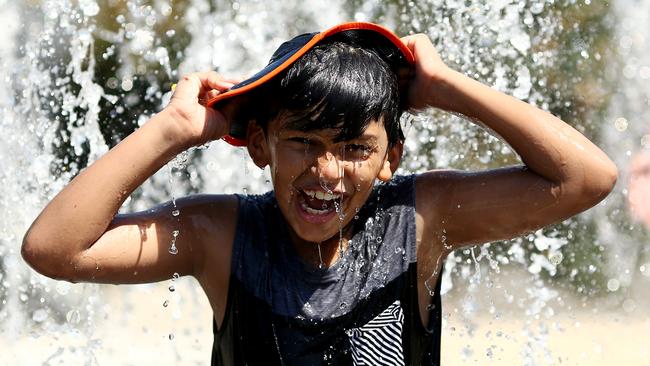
[424,67,462,112]
[148,108,198,155]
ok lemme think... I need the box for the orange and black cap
[206,22,415,147]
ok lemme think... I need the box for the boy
[22,22,617,365]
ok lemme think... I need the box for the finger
[172,73,203,102]
[198,89,223,106]
[202,107,231,141]
[400,34,419,50]
[205,89,222,101]
[401,34,431,53]
[172,72,236,105]
[194,71,236,92]
[195,71,242,85]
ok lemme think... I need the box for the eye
[346,144,368,152]
[345,144,373,159]
[288,137,312,145]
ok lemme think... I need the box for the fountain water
[1,0,648,365]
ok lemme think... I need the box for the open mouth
[296,188,343,219]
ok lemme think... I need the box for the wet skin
[248,117,398,266]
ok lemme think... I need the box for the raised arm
[21,72,237,285]
[402,34,618,252]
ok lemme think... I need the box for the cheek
[348,155,385,177]
[269,148,304,198]
[344,163,376,194]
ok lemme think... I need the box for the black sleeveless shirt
[212,175,442,365]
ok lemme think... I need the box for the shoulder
[176,193,240,228]
[413,169,462,219]
[174,194,239,277]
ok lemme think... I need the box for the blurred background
[0,0,648,364]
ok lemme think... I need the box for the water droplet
[168,333,174,340]
[19,293,28,302]
[172,230,179,237]
[549,252,563,265]
[168,245,178,255]
[163,300,169,307]
[32,308,48,323]
[339,302,347,309]
[79,0,100,16]
[622,298,636,313]
[66,309,81,324]
[607,278,620,292]
[171,209,180,217]
[588,264,597,273]
[56,282,71,296]
[172,272,180,281]
[426,304,436,310]
[530,2,544,14]
[168,285,175,292]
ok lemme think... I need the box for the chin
[290,216,350,245]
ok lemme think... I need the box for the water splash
[316,242,324,269]
[168,230,179,255]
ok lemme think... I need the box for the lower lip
[294,195,340,224]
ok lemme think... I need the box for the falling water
[1,0,649,364]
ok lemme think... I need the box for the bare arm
[401,34,618,252]
[21,72,237,284]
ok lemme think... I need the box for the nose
[315,151,345,188]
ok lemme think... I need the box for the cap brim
[207,22,415,147]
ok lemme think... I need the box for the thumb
[202,107,231,142]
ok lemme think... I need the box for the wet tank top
[211,174,442,365]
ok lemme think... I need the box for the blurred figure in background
[628,134,650,228]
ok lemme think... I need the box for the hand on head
[400,34,452,111]
[165,71,240,147]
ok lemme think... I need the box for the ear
[246,122,270,168]
[377,141,404,182]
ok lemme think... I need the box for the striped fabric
[347,300,405,366]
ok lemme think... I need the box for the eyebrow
[277,126,382,145]
[351,134,379,144]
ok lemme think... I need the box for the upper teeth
[303,190,341,201]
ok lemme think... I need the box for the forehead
[270,115,388,141]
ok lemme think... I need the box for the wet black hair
[246,38,405,146]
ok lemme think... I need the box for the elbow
[593,161,618,198]
[21,231,41,272]
[579,161,619,207]
[21,232,77,282]
[21,233,55,279]
[605,163,619,192]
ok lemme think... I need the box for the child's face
[250,117,397,244]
